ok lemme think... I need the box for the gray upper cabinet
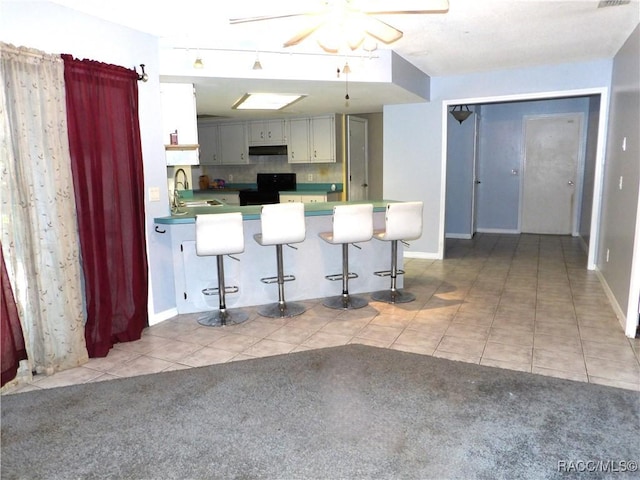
[287,118,311,163]
[218,123,248,164]
[197,123,219,165]
[288,115,338,164]
[310,115,335,163]
[248,119,287,145]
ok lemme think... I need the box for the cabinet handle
[155,225,166,234]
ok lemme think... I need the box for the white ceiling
[49,0,639,118]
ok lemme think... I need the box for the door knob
[568,180,575,186]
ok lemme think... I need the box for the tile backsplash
[189,155,343,188]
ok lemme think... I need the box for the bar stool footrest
[260,275,295,284]
[202,286,239,296]
[325,273,358,281]
[374,269,405,277]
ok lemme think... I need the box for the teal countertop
[155,200,392,224]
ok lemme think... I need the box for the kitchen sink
[180,199,224,207]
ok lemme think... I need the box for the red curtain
[62,55,148,357]
[1,245,28,387]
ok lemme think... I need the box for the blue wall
[474,97,590,232]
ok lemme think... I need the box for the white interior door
[521,114,582,234]
[347,116,368,201]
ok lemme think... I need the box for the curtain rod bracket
[136,64,148,82]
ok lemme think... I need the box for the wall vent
[597,0,630,7]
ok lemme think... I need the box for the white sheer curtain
[0,43,88,376]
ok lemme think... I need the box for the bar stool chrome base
[198,309,249,327]
[323,293,369,310]
[258,301,306,318]
[370,289,416,304]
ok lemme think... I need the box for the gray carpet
[1,344,639,480]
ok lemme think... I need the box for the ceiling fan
[230,0,450,53]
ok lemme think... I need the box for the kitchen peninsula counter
[155,200,388,224]
[154,201,405,314]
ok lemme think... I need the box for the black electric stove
[239,173,297,206]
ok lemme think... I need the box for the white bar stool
[195,213,249,326]
[319,204,373,310]
[371,201,423,304]
[254,203,307,318]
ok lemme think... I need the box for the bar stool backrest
[383,201,423,241]
[260,202,306,245]
[331,204,374,244]
[196,213,245,256]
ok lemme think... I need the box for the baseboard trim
[475,228,519,234]
[445,233,473,239]
[404,252,440,260]
[594,267,629,336]
[149,307,178,326]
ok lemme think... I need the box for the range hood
[248,145,288,156]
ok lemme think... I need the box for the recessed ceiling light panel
[232,93,306,110]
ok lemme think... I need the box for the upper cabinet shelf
[164,144,199,150]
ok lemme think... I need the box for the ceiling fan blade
[283,19,325,48]
[229,12,320,25]
[363,17,403,44]
[364,0,450,15]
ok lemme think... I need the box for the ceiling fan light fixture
[449,105,473,124]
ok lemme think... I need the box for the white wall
[1,1,176,321]
[598,25,640,336]
[384,59,614,257]
[579,95,602,246]
[384,101,443,258]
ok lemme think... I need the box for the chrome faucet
[174,168,189,190]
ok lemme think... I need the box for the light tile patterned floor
[4,234,640,394]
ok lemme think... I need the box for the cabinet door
[288,118,310,163]
[249,120,287,145]
[266,119,286,144]
[248,120,266,145]
[310,116,335,163]
[279,194,302,203]
[303,195,327,203]
[197,124,220,165]
[211,192,240,206]
[219,123,248,164]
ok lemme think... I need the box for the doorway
[521,113,584,234]
[347,116,368,201]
